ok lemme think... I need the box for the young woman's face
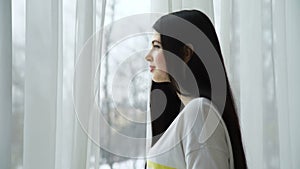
[145,32,170,82]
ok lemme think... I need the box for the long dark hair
[151,10,247,168]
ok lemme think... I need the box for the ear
[183,43,194,63]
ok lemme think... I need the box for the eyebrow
[151,40,161,45]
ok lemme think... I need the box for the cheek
[154,52,167,71]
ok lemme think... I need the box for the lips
[149,66,155,72]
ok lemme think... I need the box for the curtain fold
[72,0,106,168]
[237,0,300,168]
[0,0,12,169]
[54,0,64,168]
[284,0,300,168]
[151,0,214,23]
[23,0,61,168]
[151,0,170,13]
[238,1,265,168]
[72,0,94,168]
[218,0,300,168]
[272,0,292,168]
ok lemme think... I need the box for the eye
[153,44,161,49]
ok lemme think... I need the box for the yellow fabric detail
[147,160,176,169]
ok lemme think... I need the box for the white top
[146,97,234,169]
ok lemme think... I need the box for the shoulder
[147,97,229,161]
[179,97,228,153]
[167,97,214,148]
[182,97,215,117]
[147,98,209,153]
[178,97,216,132]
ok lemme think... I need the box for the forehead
[152,31,161,42]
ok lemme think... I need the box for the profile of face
[145,32,170,83]
[145,31,194,83]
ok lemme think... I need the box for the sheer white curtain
[220,0,300,168]
[4,0,299,168]
[7,0,150,168]
[151,0,300,169]
[23,1,62,169]
[71,0,104,168]
[151,0,214,22]
[6,0,104,168]
[21,0,104,168]
[0,0,12,169]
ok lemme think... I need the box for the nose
[145,51,153,62]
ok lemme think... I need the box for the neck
[177,93,195,106]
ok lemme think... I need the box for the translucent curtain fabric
[7,0,299,168]
[238,1,266,168]
[23,0,62,168]
[22,0,106,168]
[281,1,300,168]
[72,0,94,168]
[15,0,150,168]
[67,0,106,168]
[72,0,104,168]
[232,0,300,168]
[151,0,214,23]
[0,0,12,169]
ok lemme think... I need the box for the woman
[145,10,247,169]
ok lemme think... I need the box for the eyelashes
[153,44,161,49]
